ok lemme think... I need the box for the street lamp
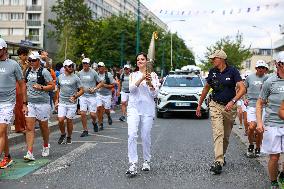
[252,25,273,59]
[168,19,186,71]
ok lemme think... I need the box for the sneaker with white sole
[142,160,150,171]
[126,163,137,177]
[24,151,35,161]
[42,144,50,157]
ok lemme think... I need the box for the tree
[200,33,252,71]
[48,0,93,63]
[49,2,195,73]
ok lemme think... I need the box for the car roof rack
[169,69,200,75]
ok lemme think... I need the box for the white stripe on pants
[127,114,153,164]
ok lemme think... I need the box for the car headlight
[159,90,168,96]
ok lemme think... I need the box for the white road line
[72,141,123,144]
[73,131,128,142]
[33,143,96,175]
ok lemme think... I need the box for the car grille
[168,95,197,101]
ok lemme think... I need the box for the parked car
[156,70,209,118]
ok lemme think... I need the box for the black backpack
[25,66,46,86]
[105,72,110,85]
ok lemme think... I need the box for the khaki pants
[209,100,237,164]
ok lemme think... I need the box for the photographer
[196,49,245,175]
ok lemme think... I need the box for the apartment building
[242,48,274,74]
[0,0,56,48]
[85,0,167,30]
[0,0,166,54]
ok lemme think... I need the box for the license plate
[175,102,191,106]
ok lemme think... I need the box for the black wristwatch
[23,101,28,105]
[231,99,237,104]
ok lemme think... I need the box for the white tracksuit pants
[127,114,154,164]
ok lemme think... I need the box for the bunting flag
[154,2,280,17]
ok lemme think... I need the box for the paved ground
[0,112,270,189]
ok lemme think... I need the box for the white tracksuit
[127,71,159,164]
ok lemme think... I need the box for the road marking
[33,143,96,175]
[72,141,123,144]
[73,131,128,142]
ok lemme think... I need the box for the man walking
[24,51,55,160]
[196,49,245,174]
[245,60,269,158]
[118,64,131,122]
[256,52,284,188]
[96,62,115,130]
[78,58,101,136]
[0,38,27,168]
[56,59,84,144]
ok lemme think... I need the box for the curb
[8,115,82,146]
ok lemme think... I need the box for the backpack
[120,73,125,82]
[105,72,110,85]
[25,66,46,86]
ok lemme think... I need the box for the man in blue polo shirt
[196,49,245,174]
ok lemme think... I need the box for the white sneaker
[126,163,137,176]
[42,144,50,157]
[24,151,35,161]
[142,160,150,171]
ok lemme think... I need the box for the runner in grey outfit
[256,52,284,188]
[0,38,27,168]
[56,59,84,144]
[118,64,131,122]
[24,51,55,160]
[244,60,269,158]
[78,58,102,136]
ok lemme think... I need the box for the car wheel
[202,112,209,119]
[157,111,164,118]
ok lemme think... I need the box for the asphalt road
[0,113,270,189]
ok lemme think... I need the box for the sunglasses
[82,62,89,64]
[257,66,266,69]
[277,61,284,65]
[28,58,37,62]
[66,64,74,68]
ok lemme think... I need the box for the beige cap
[209,49,227,59]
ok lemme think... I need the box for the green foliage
[200,33,252,71]
[49,0,195,73]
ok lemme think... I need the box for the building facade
[85,0,167,30]
[0,0,57,48]
[0,0,166,53]
[242,48,274,74]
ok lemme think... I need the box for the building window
[11,13,24,20]
[0,0,10,5]
[29,28,39,35]
[245,60,251,69]
[11,28,24,35]
[32,0,38,5]
[0,28,9,36]
[28,13,40,20]
[11,0,24,5]
[0,13,9,20]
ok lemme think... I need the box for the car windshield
[163,76,203,87]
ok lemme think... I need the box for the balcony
[27,20,41,26]
[27,35,39,41]
[26,5,42,11]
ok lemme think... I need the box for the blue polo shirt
[206,65,242,104]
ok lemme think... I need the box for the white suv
[156,70,209,118]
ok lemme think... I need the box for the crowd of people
[196,49,284,189]
[1,36,284,187]
[0,38,159,178]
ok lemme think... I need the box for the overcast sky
[141,0,284,63]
